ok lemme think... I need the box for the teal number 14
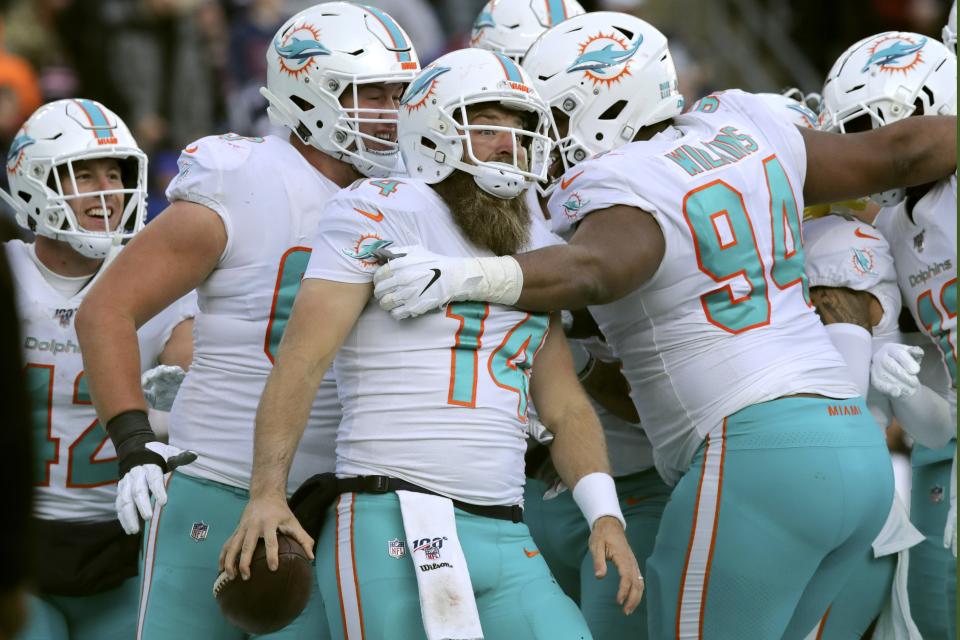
[446,302,549,420]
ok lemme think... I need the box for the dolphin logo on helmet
[274,35,331,61]
[400,66,451,110]
[6,134,35,169]
[860,36,926,72]
[567,36,643,75]
[473,10,495,31]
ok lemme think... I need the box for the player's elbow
[74,296,101,344]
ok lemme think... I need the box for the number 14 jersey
[548,90,858,484]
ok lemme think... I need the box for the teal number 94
[682,154,809,334]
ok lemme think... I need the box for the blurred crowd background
[0,0,952,219]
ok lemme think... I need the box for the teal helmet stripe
[493,52,524,82]
[75,99,115,141]
[363,5,412,62]
[546,0,568,25]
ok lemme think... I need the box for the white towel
[397,490,484,640]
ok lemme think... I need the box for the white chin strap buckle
[473,162,526,199]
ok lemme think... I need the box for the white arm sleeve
[889,385,954,449]
[824,323,873,397]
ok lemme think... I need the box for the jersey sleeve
[304,181,417,284]
[546,155,657,236]
[164,136,259,265]
[731,90,808,187]
[803,214,902,336]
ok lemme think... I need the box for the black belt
[337,475,523,523]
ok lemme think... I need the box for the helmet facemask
[434,96,552,199]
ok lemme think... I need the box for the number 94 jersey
[548,90,858,484]
[6,240,194,521]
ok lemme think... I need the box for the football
[213,534,314,634]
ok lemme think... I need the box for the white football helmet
[945,1,957,51]
[521,12,683,193]
[821,32,956,205]
[1,99,147,258]
[471,0,586,61]
[398,48,552,199]
[261,2,420,178]
[755,91,820,129]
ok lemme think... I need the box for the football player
[1,99,194,640]
[369,18,957,640]
[509,13,676,639]
[763,89,948,639]
[74,3,420,638]
[220,48,642,640]
[470,0,585,62]
[821,31,958,640]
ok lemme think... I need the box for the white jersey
[526,187,655,475]
[875,176,957,399]
[803,214,902,340]
[165,133,341,492]
[7,240,193,521]
[548,90,858,484]
[305,178,556,506]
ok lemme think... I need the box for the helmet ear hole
[598,100,628,120]
[290,95,315,111]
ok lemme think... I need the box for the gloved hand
[108,410,197,534]
[870,343,923,398]
[141,365,186,412]
[526,415,555,445]
[116,441,197,534]
[373,245,522,320]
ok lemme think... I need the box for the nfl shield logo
[930,485,944,504]
[387,538,406,559]
[913,230,925,253]
[190,521,209,542]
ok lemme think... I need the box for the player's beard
[432,168,531,257]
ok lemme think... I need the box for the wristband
[471,256,523,306]
[572,472,626,531]
[106,409,165,476]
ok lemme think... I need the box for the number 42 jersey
[548,90,858,484]
[6,240,194,521]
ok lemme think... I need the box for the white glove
[526,415,555,445]
[372,245,522,320]
[115,442,195,534]
[870,343,923,398]
[141,365,186,412]
[946,449,957,558]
